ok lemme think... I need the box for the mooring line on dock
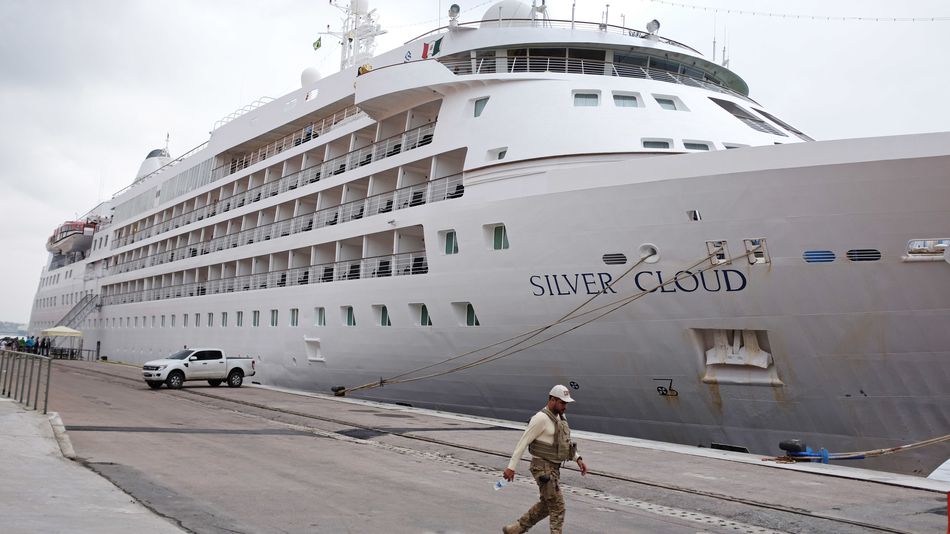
[58,363,919,534]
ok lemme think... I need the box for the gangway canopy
[40,325,82,337]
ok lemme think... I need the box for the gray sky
[2,0,948,324]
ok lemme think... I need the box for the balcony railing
[112,121,436,250]
[210,105,366,181]
[438,55,753,103]
[107,172,462,276]
[100,250,427,306]
[406,19,699,54]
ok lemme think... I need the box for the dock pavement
[2,360,949,533]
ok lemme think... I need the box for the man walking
[501,385,588,534]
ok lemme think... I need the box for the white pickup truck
[142,348,256,390]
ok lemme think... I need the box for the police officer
[502,385,588,534]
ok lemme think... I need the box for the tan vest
[528,408,573,463]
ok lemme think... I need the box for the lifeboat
[46,220,97,254]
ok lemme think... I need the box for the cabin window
[252,310,260,327]
[183,314,189,327]
[573,92,599,107]
[474,97,489,117]
[170,315,176,327]
[221,312,228,327]
[375,305,391,326]
[752,108,814,141]
[684,142,710,151]
[466,303,480,326]
[207,313,213,327]
[709,98,786,136]
[314,307,326,326]
[290,308,299,326]
[194,313,200,327]
[343,306,356,326]
[613,94,640,107]
[161,315,166,327]
[236,311,243,327]
[493,224,509,250]
[443,230,459,255]
[270,309,279,327]
[655,97,677,110]
[410,303,432,326]
[643,139,671,149]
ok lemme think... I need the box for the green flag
[312,37,322,51]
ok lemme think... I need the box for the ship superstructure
[28,1,950,476]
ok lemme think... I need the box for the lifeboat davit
[46,220,97,254]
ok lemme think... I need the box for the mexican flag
[422,37,443,59]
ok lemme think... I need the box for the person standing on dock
[501,385,588,534]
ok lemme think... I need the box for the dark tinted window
[194,350,223,361]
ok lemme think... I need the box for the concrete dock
[2,359,948,533]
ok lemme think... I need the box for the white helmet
[549,384,575,403]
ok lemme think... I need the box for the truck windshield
[166,350,192,360]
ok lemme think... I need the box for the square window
[374,305,391,326]
[290,308,299,327]
[493,224,509,250]
[443,229,459,255]
[474,97,489,117]
[466,303,480,326]
[252,310,260,327]
[613,94,639,107]
[270,309,279,327]
[643,139,671,149]
[655,97,677,110]
[573,92,599,107]
[236,311,244,327]
[315,307,326,326]
[410,303,432,326]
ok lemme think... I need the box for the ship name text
[529,269,748,296]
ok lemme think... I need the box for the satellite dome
[301,67,322,87]
[480,0,534,27]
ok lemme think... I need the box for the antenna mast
[325,1,387,71]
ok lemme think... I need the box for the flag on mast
[421,37,443,59]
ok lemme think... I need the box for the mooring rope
[336,245,758,395]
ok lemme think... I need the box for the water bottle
[493,479,507,491]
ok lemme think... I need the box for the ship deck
[2,359,947,533]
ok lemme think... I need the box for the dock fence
[0,350,52,414]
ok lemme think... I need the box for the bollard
[13,354,21,401]
[43,357,52,415]
[33,357,43,411]
[18,355,28,404]
[25,355,35,409]
[0,352,8,396]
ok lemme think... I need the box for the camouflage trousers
[513,457,565,533]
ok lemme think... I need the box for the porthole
[602,253,627,265]
[638,243,660,264]
[846,249,882,262]
[803,250,835,263]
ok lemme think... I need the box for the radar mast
[325,0,387,71]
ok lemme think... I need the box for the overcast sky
[1,0,948,325]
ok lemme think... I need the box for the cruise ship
[27,1,950,476]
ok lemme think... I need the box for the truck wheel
[166,371,185,389]
[207,379,223,387]
[227,369,244,388]
[146,381,163,390]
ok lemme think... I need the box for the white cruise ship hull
[87,133,949,475]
